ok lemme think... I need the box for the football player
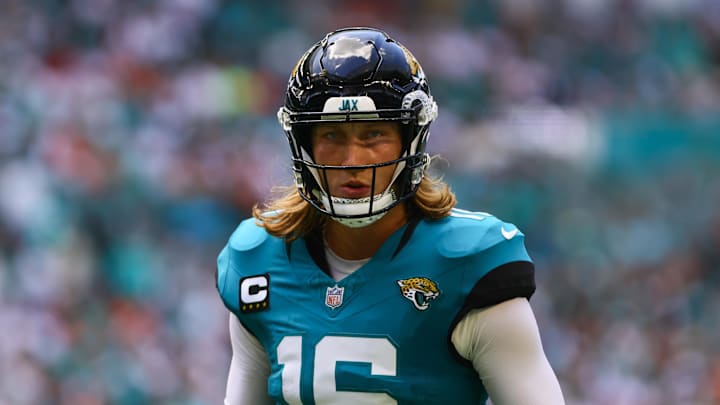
[216,27,565,404]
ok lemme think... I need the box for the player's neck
[323,204,407,260]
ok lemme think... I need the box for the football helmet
[277,27,438,227]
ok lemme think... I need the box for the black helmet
[277,27,438,227]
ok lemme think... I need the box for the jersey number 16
[277,335,398,404]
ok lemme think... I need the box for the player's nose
[340,141,370,167]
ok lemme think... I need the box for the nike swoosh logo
[501,226,518,240]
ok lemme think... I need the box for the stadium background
[1,0,719,403]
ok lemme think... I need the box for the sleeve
[451,298,565,405]
[446,248,536,361]
[462,260,536,310]
[224,314,274,405]
[440,216,536,322]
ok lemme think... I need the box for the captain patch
[239,274,270,313]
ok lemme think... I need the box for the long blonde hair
[252,172,456,241]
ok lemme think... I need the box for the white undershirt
[324,244,370,281]
[224,250,565,405]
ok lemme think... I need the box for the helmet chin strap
[314,190,397,228]
[332,210,388,228]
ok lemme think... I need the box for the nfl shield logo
[325,285,344,309]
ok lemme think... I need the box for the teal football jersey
[216,208,535,404]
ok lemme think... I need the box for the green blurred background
[1,0,719,403]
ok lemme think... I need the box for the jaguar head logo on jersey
[397,277,441,311]
[325,285,345,309]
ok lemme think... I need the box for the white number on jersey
[277,335,398,404]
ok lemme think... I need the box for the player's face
[311,122,403,199]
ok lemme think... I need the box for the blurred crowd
[1,0,719,403]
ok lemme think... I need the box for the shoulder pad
[216,218,272,314]
[436,209,525,258]
[228,217,268,252]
